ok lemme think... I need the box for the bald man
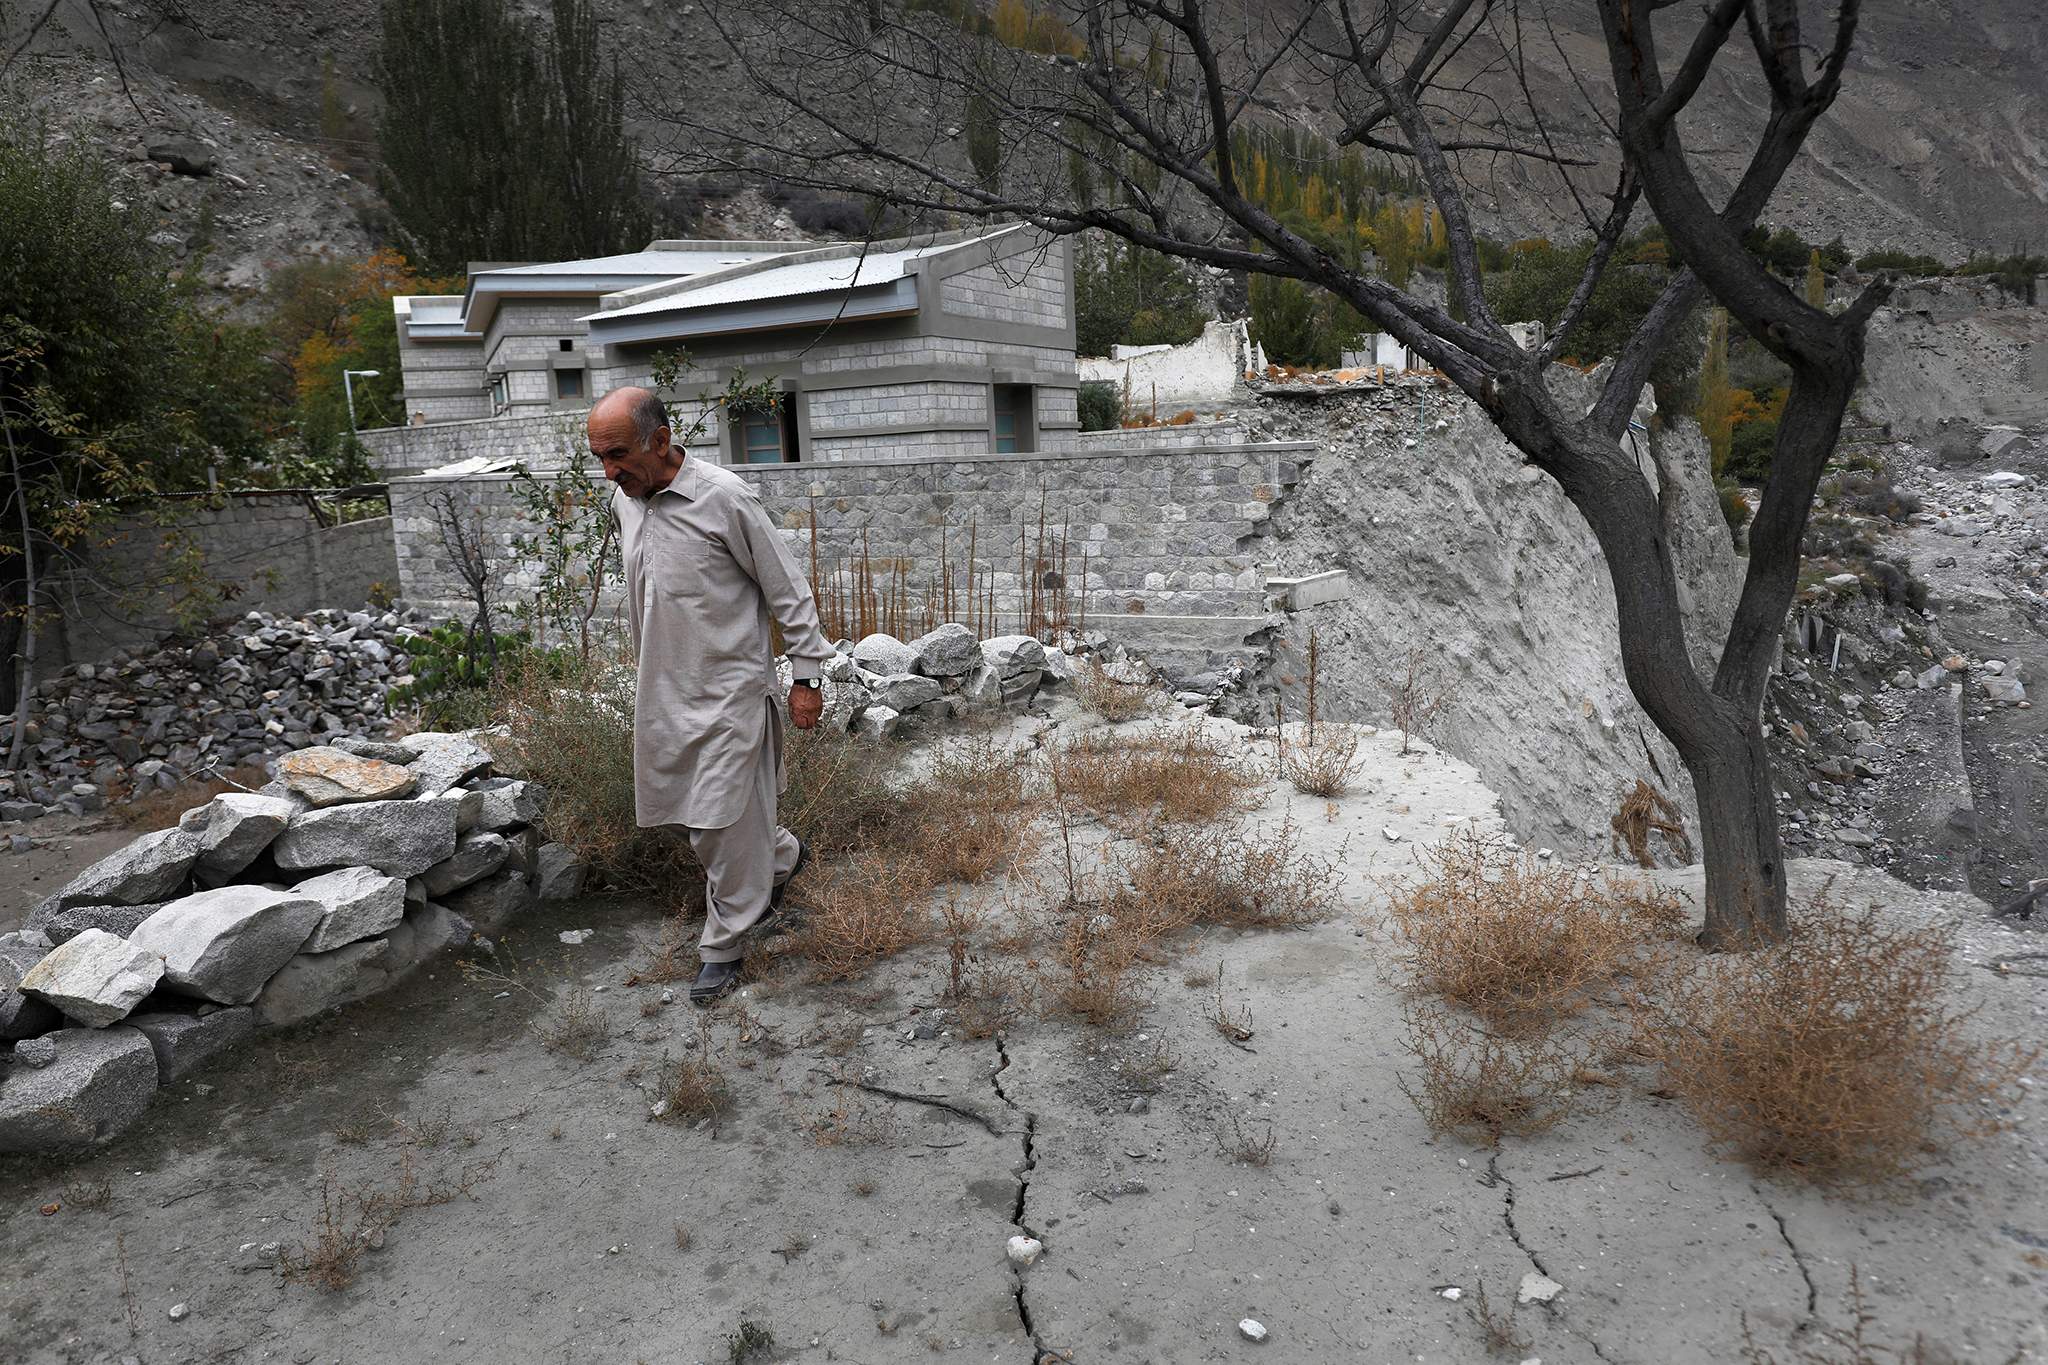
[590,387,833,1004]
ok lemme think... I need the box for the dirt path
[4,719,2044,1364]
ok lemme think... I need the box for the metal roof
[478,248,788,280]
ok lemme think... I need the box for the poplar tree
[1696,308,1734,474]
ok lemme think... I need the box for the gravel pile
[0,607,427,824]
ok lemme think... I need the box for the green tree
[378,0,651,272]
[1696,308,1734,473]
[1248,274,1319,365]
[1804,249,1826,308]
[1072,238,1207,356]
[1484,241,1702,407]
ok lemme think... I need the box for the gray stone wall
[1071,419,1247,452]
[394,328,487,425]
[45,497,399,669]
[388,442,1309,629]
[939,249,1068,329]
[358,411,587,476]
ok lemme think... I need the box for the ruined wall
[1077,319,1252,414]
[358,410,584,477]
[44,496,399,669]
[1244,380,1742,857]
[387,443,1306,629]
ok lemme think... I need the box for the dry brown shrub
[1469,1281,1531,1357]
[1383,647,1452,753]
[1387,831,1682,1036]
[1610,778,1694,866]
[1113,815,1338,932]
[625,914,697,987]
[1634,902,2040,1184]
[901,734,1039,884]
[1281,725,1366,798]
[799,1096,894,1147]
[789,850,937,982]
[1046,723,1258,830]
[1043,905,1149,1026]
[1398,1000,1594,1142]
[1072,657,1155,722]
[1215,1111,1277,1165]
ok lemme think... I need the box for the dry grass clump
[1398,1000,1593,1142]
[1072,656,1156,722]
[780,719,912,860]
[1046,723,1259,829]
[1387,831,1683,1036]
[1633,902,2040,1183]
[1043,905,1150,1027]
[1114,815,1337,932]
[1280,724,1366,798]
[1215,1111,1277,1165]
[789,850,937,982]
[1383,646,1452,753]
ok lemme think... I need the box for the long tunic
[613,455,833,830]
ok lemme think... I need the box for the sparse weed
[62,1179,112,1211]
[1386,831,1681,1036]
[1738,1265,2015,1364]
[655,1025,734,1134]
[790,849,937,981]
[800,1096,894,1147]
[1282,724,1366,797]
[726,1318,775,1365]
[1384,647,1451,754]
[1046,723,1258,830]
[279,1154,496,1292]
[625,914,698,988]
[534,985,611,1061]
[1469,1280,1531,1356]
[1210,978,1255,1045]
[1044,903,1148,1027]
[1114,814,1337,932]
[674,1223,692,1251]
[1634,902,2040,1184]
[1215,1110,1277,1166]
[1610,778,1694,867]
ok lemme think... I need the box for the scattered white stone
[168,1303,189,1321]
[1238,1318,1268,1342]
[1382,826,1402,842]
[1517,1271,1563,1304]
[559,929,593,945]
[1437,1286,1463,1301]
[1005,1235,1043,1267]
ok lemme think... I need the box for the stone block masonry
[388,442,1312,630]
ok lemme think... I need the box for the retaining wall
[44,496,399,668]
[388,442,1311,632]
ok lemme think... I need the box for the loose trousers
[683,702,801,964]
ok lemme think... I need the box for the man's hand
[790,682,824,731]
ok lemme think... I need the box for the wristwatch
[793,677,822,691]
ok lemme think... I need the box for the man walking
[589,386,833,1004]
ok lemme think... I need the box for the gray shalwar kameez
[613,454,834,962]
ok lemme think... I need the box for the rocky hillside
[6,0,2041,313]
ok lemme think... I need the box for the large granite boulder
[852,633,916,677]
[35,827,201,913]
[271,797,460,878]
[192,793,298,886]
[909,623,981,678]
[470,778,544,832]
[419,832,511,898]
[0,1026,157,1152]
[24,902,167,946]
[443,869,533,937]
[19,930,164,1027]
[379,902,473,981]
[279,746,418,807]
[331,736,424,763]
[292,866,407,953]
[1,932,62,1041]
[981,635,1048,678]
[404,733,493,798]
[533,843,586,902]
[127,1007,255,1083]
[127,887,323,1005]
[253,938,391,1028]
[871,674,943,712]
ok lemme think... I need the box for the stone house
[362,224,1079,475]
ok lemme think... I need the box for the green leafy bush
[1074,237,1208,357]
[1077,381,1121,433]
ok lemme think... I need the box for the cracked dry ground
[4,725,2045,1364]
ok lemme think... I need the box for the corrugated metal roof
[592,226,1023,321]
[481,249,783,279]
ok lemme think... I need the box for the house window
[488,372,510,414]
[558,338,575,352]
[733,396,801,464]
[993,384,1035,454]
[555,367,585,400]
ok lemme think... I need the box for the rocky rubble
[0,728,586,1154]
[816,624,1072,741]
[0,607,431,831]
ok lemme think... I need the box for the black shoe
[690,959,743,1006]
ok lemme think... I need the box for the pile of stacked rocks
[818,624,1078,740]
[0,607,430,828]
[0,728,586,1154]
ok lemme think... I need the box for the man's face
[589,408,672,498]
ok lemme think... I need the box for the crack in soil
[1486,1155,1618,1365]
[992,1034,1054,1363]
[1757,1185,1819,1330]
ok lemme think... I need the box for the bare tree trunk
[1684,716,1788,948]
[4,413,36,773]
